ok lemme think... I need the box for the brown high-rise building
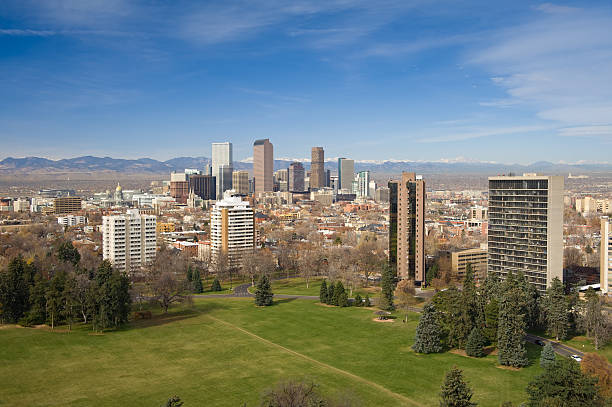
[232,170,250,196]
[54,196,82,214]
[388,172,425,283]
[310,147,325,190]
[253,139,273,194]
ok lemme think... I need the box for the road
[525,333,584,359]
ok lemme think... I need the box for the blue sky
[1,1,611,164]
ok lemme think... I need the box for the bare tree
[394,279,417,322]
[298,244,327,289]
[564,247,583,269]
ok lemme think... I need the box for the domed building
[114,183,124,203]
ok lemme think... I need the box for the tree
[581,353,612,400]
[327,283,336,306]
[412,304,443,354]
[526,358,601,407]
[364,295,371,307]
[255,274,273,306]
[541,277,569,340]
[580,289,610,350]
[539,342,556,369]
[46,271,67,329]
[439,366,477,407]
[379,264,394,311]
[56,241,81,266]
[335,281,348,307]
[319,280,328,304]
[186,266,193,284]
[458,264,480,347]
[192,268,203,294]
[24,271,48,325]
[354,293,363,307]
[483,299,499,345]
[211,278,222,292]
[62,273,78,330]
[161,396,183,407]
[151,272,187,313]
[497,276,529,368]
[564,247,583,269]
[465,327,486,358]
[261,379,325,407]
[0,256,29,323]
[395,279,417,322]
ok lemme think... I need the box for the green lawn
[0,297,543,406]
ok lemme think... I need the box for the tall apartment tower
[310,147,325,190]
[288,162,305,192]
[253,139,273,194]
[212,142,233,198]
[103,209,157,272]
[388,172,426,283]
[357,171,371,198]
[210,193,255,269]
[601,217,612,293]
[337,158,355,192]
[488,174,564,291]
[232,170,250,195]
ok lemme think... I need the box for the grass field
[0,297,543,406]
[249,277,382,298]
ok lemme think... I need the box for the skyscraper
[189,174,216,200]
[212,142,233,198]
[357,170,370,198]
[601,217,612,293]
[488,174,564,291]
[389,172,425,283]
[288,162,305,192]
[310,147,325,190]
[253,139,273,194]
[337,158,354,192]
[232,170,250,195]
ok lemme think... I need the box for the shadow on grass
[128,302,230,331]
[274,297,297,305]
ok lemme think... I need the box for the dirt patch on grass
[450,346,497,358]
[0,324,23,329]
[372,318,394,323]
[496,365,522,371]
[316,303,337,308]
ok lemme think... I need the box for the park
[1,285,546,407]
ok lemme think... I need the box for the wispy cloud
[417,125,551,143]
[0,28,55,36]
[471,4,612,136]
[234,87,309,103]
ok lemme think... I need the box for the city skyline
[1,1,612,163]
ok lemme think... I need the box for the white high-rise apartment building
[488,174,564,292]
[356,171,371,198]
[210,192,254,268]
[212,142,233,198]
[601,217,612,294]
[103,209,157,272]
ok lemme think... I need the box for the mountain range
[1,155,611,176]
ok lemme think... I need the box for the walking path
[207,315,423,407]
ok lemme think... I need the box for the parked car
[571,354,582,363]
[535,340,545,346]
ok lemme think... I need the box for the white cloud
[558,125,612,138]
[0,29,55,36]
[471,5,612,136]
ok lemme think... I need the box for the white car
[571,354,582,363]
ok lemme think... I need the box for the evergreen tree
[0,256,29,323]
[542,277,569,340]
[354,293,363,307]
[327,283,335,306]
[319,280,328,304]
[540,342,556,369]
[497,277,529,368]
[426,263,439,286]
[413,304,443,354]
[186,266,193,283]
[379,264,395,311]
[527,358,601,406]
[334,282,348,307]
[439,366,477,407]
[46,271,67,329]
[465,327,486,358]
[192,269,203,294]
[211,278,222,292]
[432,287,463,349]
[25,271,48,325]
[458,263,480,347]
[255,274,273,306]
[483,298,499,344]
[364,294,371,307]
[107,270,131,328]
[57,241,81,266]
